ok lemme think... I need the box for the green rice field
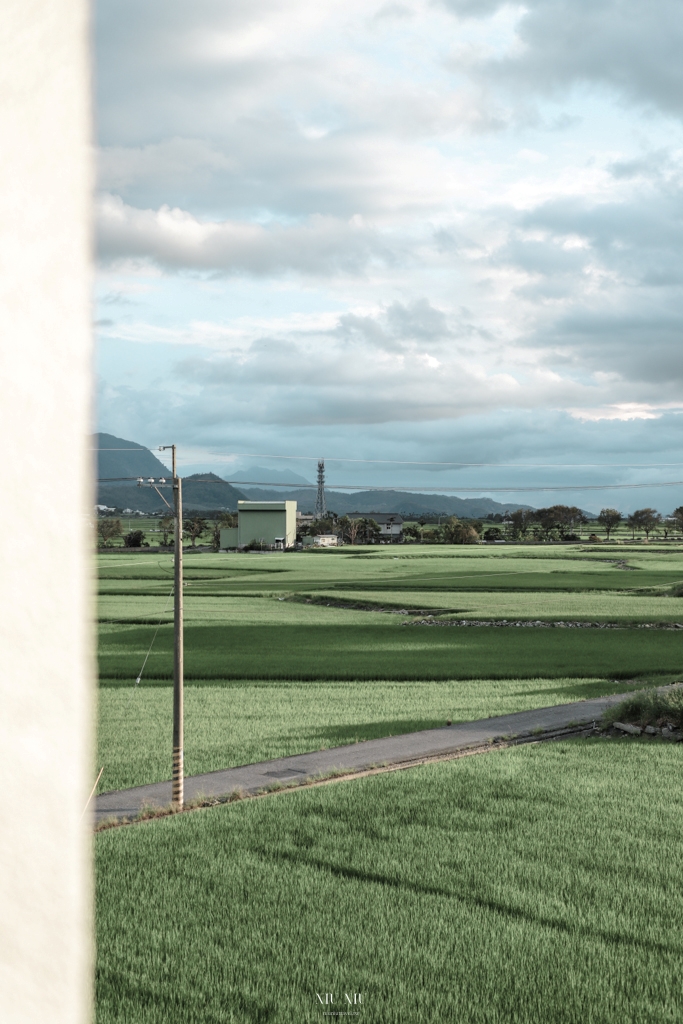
[96,739,683,1024]
[98,675,629,792]
[96,544,683,792]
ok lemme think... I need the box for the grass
[98,621,683,682]
[307,588,683,623]
[95,740,683,1024]
[603,685,683,730]
[96,546,683,599]
[96,675,631,792]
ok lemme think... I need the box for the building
[221,500,297,550]
[296,511,315,530]
[303,533,338,547]
[348,512,404,542]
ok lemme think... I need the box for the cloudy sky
[95,0,683,511]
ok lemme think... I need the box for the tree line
[96,505,683,548]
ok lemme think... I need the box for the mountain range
[96,434,245,511]
[236,486,535,518]
[96,433,544,517]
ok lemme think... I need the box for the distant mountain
[238,486,536,518]
[181,473,245,510]
[229,466,312,486]
[96,432,245,510]
[96,432,171,479]
[98,473,245,512]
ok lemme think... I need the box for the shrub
[483,528,503,542]
[603,686,683,729]
[123,529,144,548]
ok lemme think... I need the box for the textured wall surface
[0,1,94,1021]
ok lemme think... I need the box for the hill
[229,466,312,486]
[236,486,535,518]
[98,473,245,513]
[95,432,245,510]
[96,432,171,479]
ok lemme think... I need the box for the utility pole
[159,445,184,807]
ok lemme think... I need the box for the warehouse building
[221,500,297,550]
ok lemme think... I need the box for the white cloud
[94,0,683,494]
[96,193,400,274]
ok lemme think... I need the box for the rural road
[93,690,635,825]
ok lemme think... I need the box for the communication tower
[314,459,327,519]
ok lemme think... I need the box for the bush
[603,687,683,730]
[243,539,265,551]
[123,529,145,548]
[483,528,503,542]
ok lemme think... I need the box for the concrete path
[93,690,634,825]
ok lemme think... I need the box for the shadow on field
[296,719,443,746]
[508,677,661,702]
[254,848,677,957]
[508,679,622,701]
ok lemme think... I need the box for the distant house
[302,534,338,547]
[348,512,404,541]
[314,534,338,547]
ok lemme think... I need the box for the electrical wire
[91,448,683,470]
[134,587,174,687]
[96,475,683,493]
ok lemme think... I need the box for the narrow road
[94,690,633,825]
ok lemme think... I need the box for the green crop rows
[96,740,683,1024]
[96,544,683,793]
[96,543,683,1022]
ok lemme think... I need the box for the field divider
[94,686,658,828]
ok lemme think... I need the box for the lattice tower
[314,459,327,519]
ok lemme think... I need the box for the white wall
[0,2,93,1021]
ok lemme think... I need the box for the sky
[95,0,683,512]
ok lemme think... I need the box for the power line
[208,451,683,469]
[91,448,683,470]
[225,479,683,493]
[96,474,683,493]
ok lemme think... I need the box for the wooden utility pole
[170,446,184,806]
[155,445,184,805]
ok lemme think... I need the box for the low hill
[229,466,312,486]
[98,473,245,513]
[236,486,535,518]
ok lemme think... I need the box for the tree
[403,523,423,544]
[672,507,683,537]
[635,508,662,540]
[597,508,622,541]
[97,518,123,547]
[358,518,381,544]
[483,527,503,542]
[505,509,535,540]
[341,516,364,545]
[211,512,237,551]
[160,515,175,547]
[442,516,461,543]
[184,516,208,548]
[626,512,639,540]
[443,516,479,544]
[123,529,144,548]
[534,505,587,541]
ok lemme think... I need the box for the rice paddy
[96,739,683,1024]
[95,542,683,1022]
[96,543,683,792]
